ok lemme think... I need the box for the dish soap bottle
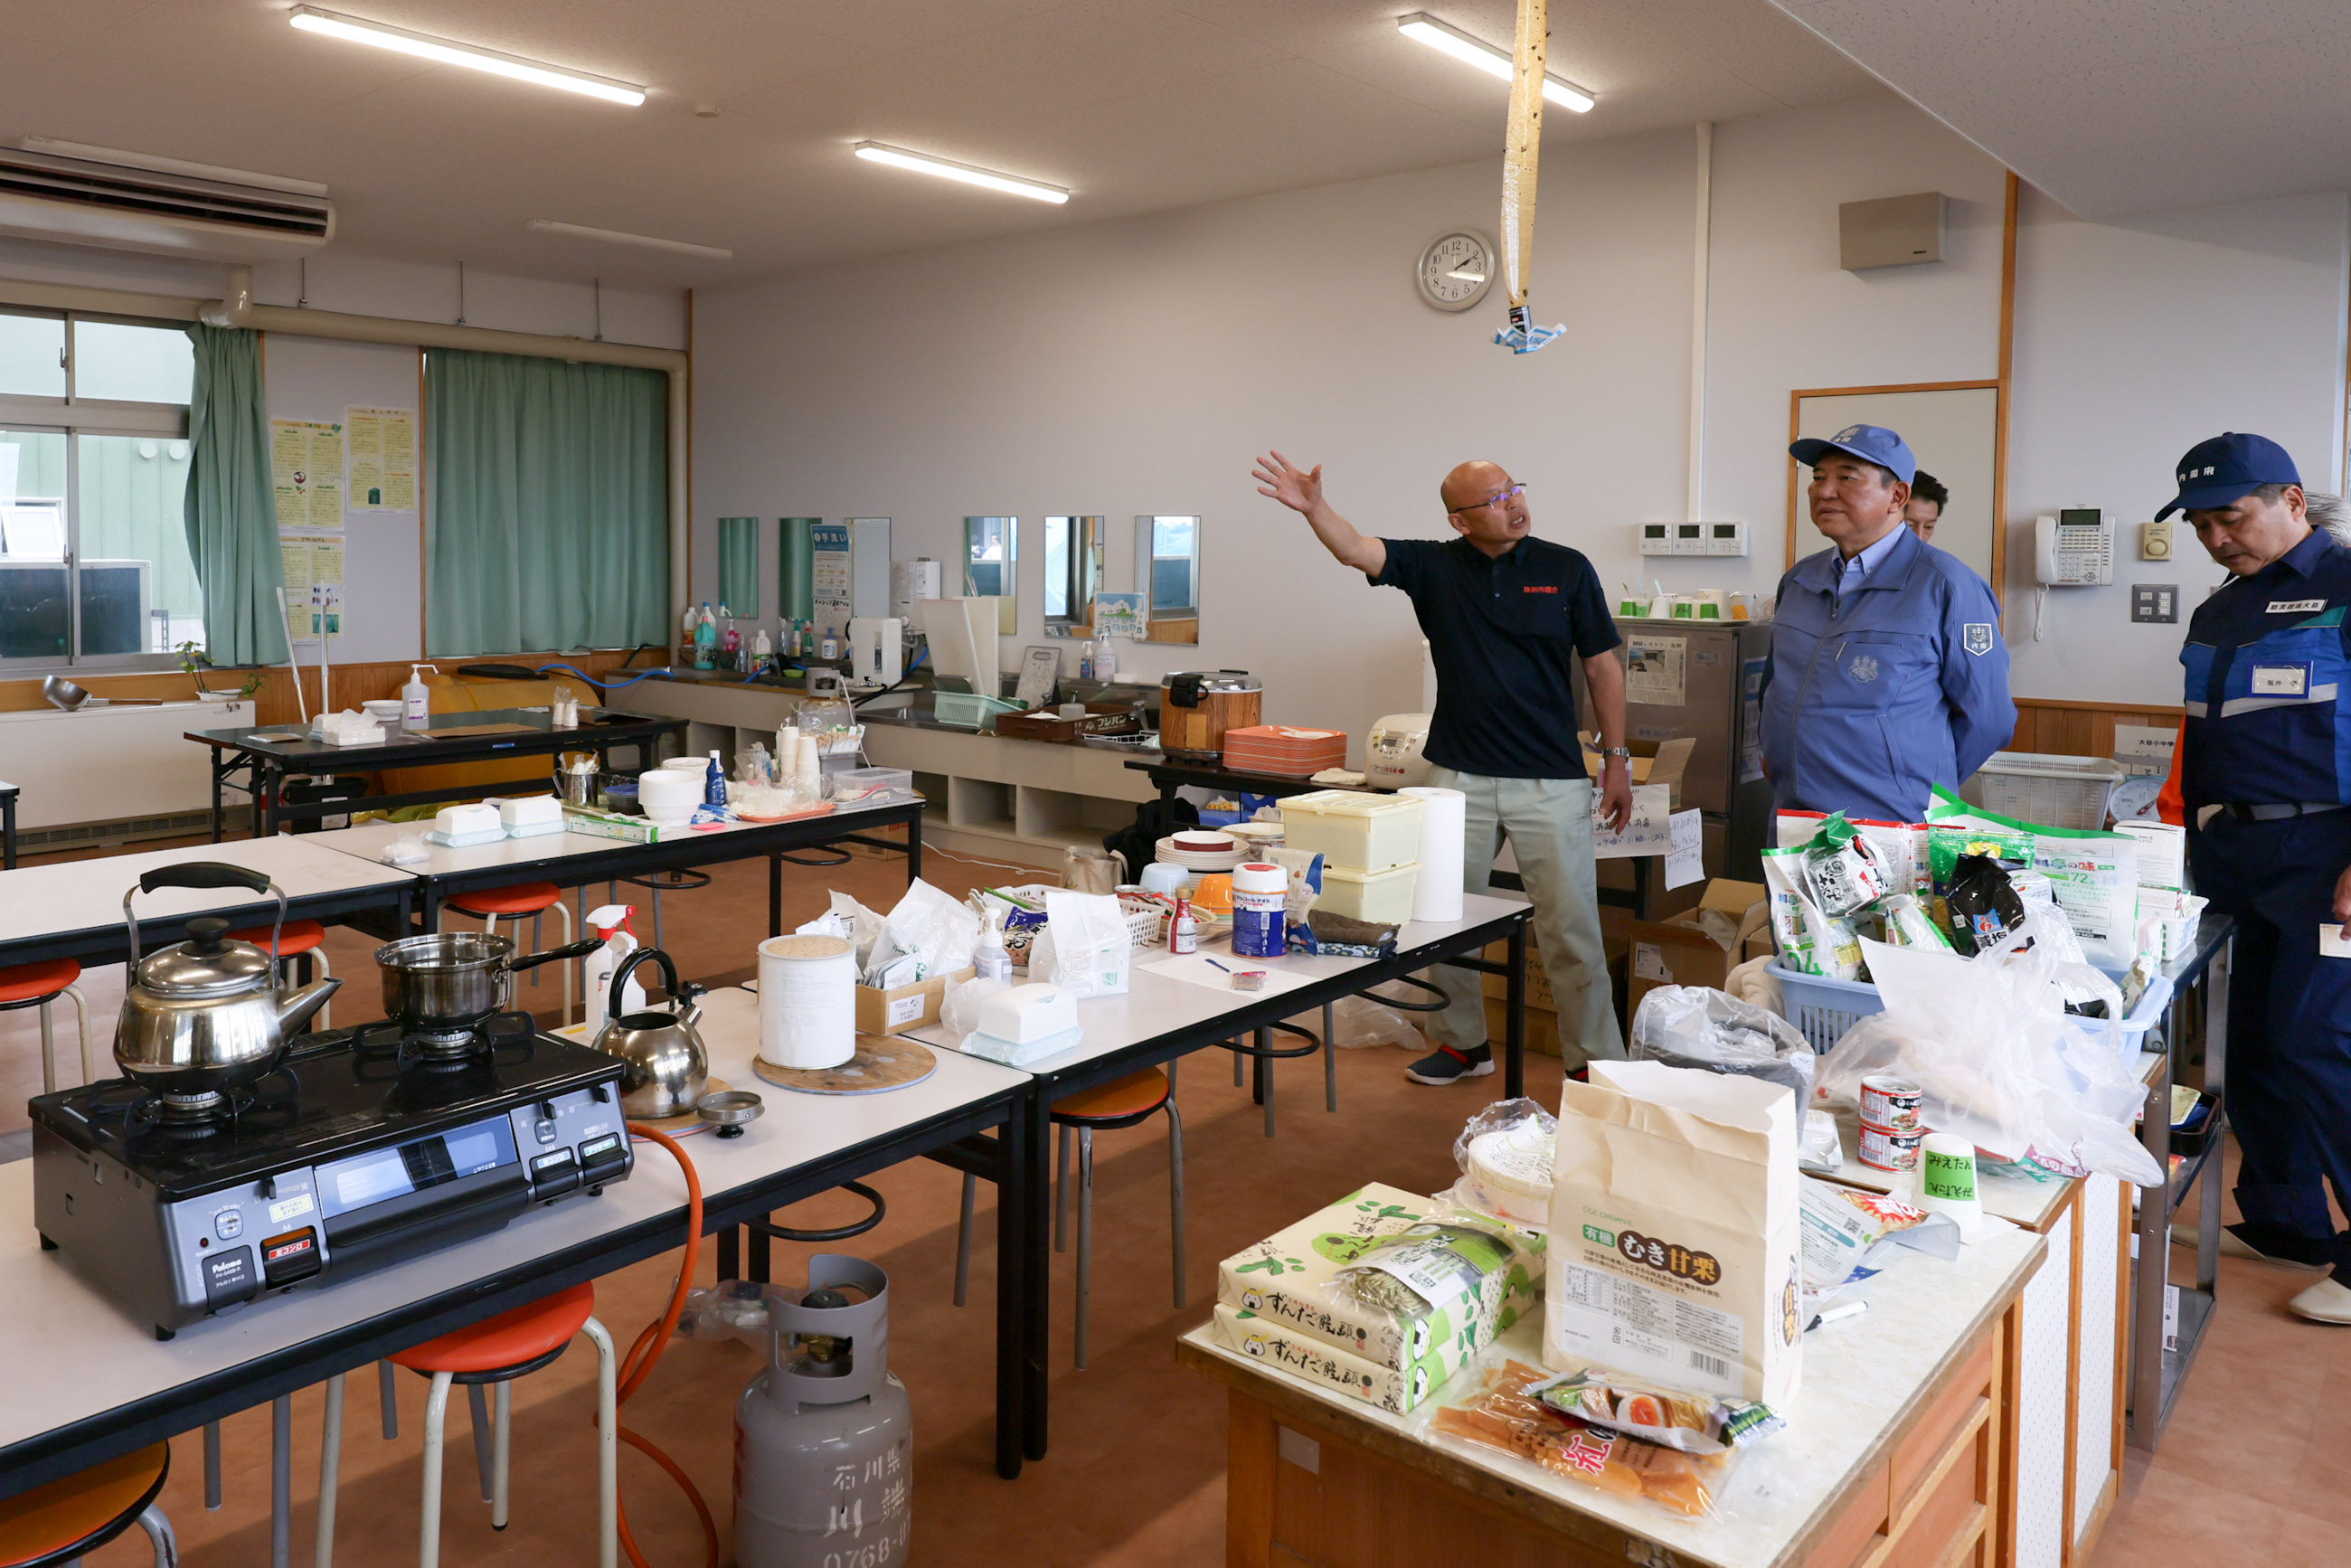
[694,602,717,669]
[401,663,434,729]
[703,750,727,812]
[974,905,1013,983]
[679,604,699,668]
[1093,638,1117,685]
[1079,640,1095,681]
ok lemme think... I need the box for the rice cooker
[1364,713,1434,789]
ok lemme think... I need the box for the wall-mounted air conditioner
[0,140,334,262]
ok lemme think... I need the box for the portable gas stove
[31,1013,634,1338]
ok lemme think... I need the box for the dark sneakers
[1406,1044,1494,1085]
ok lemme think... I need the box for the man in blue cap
[2167,431,2351,1324]
[1759,424,2013,822]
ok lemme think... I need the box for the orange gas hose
[614,1125,721,1568]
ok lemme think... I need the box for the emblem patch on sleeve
[1962,623,1994,656]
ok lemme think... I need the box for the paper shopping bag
[1545,1060,1802,1408]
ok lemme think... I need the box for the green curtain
[182,323,288,666]
[717,517,760,616]
[426,348,667,656]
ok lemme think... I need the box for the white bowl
[637,770,702,823]
[360,699,405,722]
[658,756,713,772]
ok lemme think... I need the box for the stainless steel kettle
[114,864,343,1102]
[590,947,709,1119]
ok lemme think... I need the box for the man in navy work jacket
[2167,431,2351,1326]
[1760,424,2013,823]
[1252,450,1631,1082]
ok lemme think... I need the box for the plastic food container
[1314,861,1420,924]
[1279,790,1424,872]
[827,766,914,804]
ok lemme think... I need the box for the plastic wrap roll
[1401,786,1466,922]
[779,517,817,624]
[758,933,856,1070]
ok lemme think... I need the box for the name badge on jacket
[2268,599,2327,614]
[2250,661,2312,698]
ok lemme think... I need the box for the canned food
[1859,1074,1925,1133]
[1856,1122,1927,1174]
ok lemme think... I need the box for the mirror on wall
[1788,383,2001,603]
[1134,515,1201,644]
[717,516,760,617]
[1042,515,1106,638]
[963,515,1018,634]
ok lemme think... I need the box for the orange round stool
[953,1067,1185,1369]
[0,1441,175,1566]
[222,920,334,1030]
[443,883,575,1025]
[316,1283,615,1568]
[0,959,91,1094]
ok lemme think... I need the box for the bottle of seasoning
[1170,896,1197,955]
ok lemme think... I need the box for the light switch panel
[2131,583,2179,624]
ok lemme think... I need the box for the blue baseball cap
[2156,431,2301,519]
[1789,423,1916,486]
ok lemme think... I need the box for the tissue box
[854,967,974,1035]
[1213,1181,1541,1413]
[496,795,565,833]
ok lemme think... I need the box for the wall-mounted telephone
[2035,508,2114,586]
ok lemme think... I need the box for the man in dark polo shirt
[1252,450,1631,1081]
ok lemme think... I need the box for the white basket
[1961,751,2125,830]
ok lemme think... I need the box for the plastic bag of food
[1760,845,1817,972]
[1813,929,2162,1185]
[1628,986,1816,1107]
[1874,893,1952,950]
[1429,1361,1749,1517]
[864,877,981,985]
[1802,813,1890,917]
[1525,1368,1783,1455]
[1940,854,2027,956]
[1798,1176,1958,1299]
[1028,889,1132,998]
[1446,1098,1556,1227]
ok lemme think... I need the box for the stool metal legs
[203,1422,222,1510]
[33,984,90,1094]
[316,1374,343,1568]
[953,1172,977,1308]
[380,1361,399,1439]
[1166,1100,1187,1308]
[465,1384,495,1504]
[583,1316,618,1568]
[1075,1128,1095,1369]
[272,1393,292,1568]
[135,1502,179,1566]
[469,900,575,1024]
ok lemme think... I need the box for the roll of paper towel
[758,933,857,1070]
[1401,786,1466,922]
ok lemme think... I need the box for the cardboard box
[1623,879,1768,1019]
[854,966,975,1035]
[1214,1181,1542,1414]
[1483,996,1561,1058]
[1581,734,1696,808]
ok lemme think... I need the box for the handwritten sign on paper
[1664,808,1704,888]
[1591,784,1674,860]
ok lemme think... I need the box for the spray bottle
[973,904,1013,983]
[401,663,436,729]
[582,905,647,1033]
[721,604,741,669]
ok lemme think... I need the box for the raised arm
[1252,450,1386,578]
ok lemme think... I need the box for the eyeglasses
[1465,483,1525,513]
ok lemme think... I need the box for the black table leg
[905,809,923,885]
[769,853,783,938]
[748,1223,771,1285]
[996,1095,1033,1480]
[716,1226,740,1282]
[1019,1083,1051,1463]
[207,757,223,844]
[1505,922,1527,1099]
[2,791,14,870]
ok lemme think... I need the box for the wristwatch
[1599,746,1632,761]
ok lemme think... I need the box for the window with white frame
[0,310,199,668]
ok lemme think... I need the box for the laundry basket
[1960,751,2125,831]
[1767,963,1884,1053]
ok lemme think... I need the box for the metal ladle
[42,675,165,711]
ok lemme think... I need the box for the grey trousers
[1421,769,1625,1070]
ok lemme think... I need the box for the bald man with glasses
[1253,452,1630,1082]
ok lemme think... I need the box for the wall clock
[1416,230,1496,312]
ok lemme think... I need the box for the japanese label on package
[1217,1183,1541,1399]
[1775,810,1930,901]
[1213,1303,1453,1414]
[1547,1062,1802,1406]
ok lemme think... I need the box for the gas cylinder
[733,1255,911,1568]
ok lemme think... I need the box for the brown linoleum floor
[6,833,2346,1565]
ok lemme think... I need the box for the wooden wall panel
[2009,699,2182,761]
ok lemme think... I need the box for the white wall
[2005,185,2350,704]
[694,90,2351,751]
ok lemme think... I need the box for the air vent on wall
[0,144,334,262]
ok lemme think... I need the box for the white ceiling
[1774,0,2351,219]
[5,0,1880,288]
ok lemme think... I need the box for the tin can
[1858,1074,1925,1133]
[1856,1122,1927,1174]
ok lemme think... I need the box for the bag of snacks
[1430,1361,1761,1517]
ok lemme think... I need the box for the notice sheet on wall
[271,419,345,532]
[280,535,345,642]
[1623,634,1687,707]
[810,522,852,629]
[345,406,417,512]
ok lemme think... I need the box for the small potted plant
[179,641,263,704]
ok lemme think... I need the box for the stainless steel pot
[374,931,601,1034]
[114,864,344,1100]
[589,947,708,1119]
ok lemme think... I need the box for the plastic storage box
[1279,790,1424,872]
[826,766,915,804]
[1315,861,1421,924]
[933,692,1024,730]
[1960,751,2125,830]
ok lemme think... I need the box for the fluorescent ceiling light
[852,142,1069,204]
[527,220,732,260]
[1395,14,1595,113]
[288,6,647,106]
